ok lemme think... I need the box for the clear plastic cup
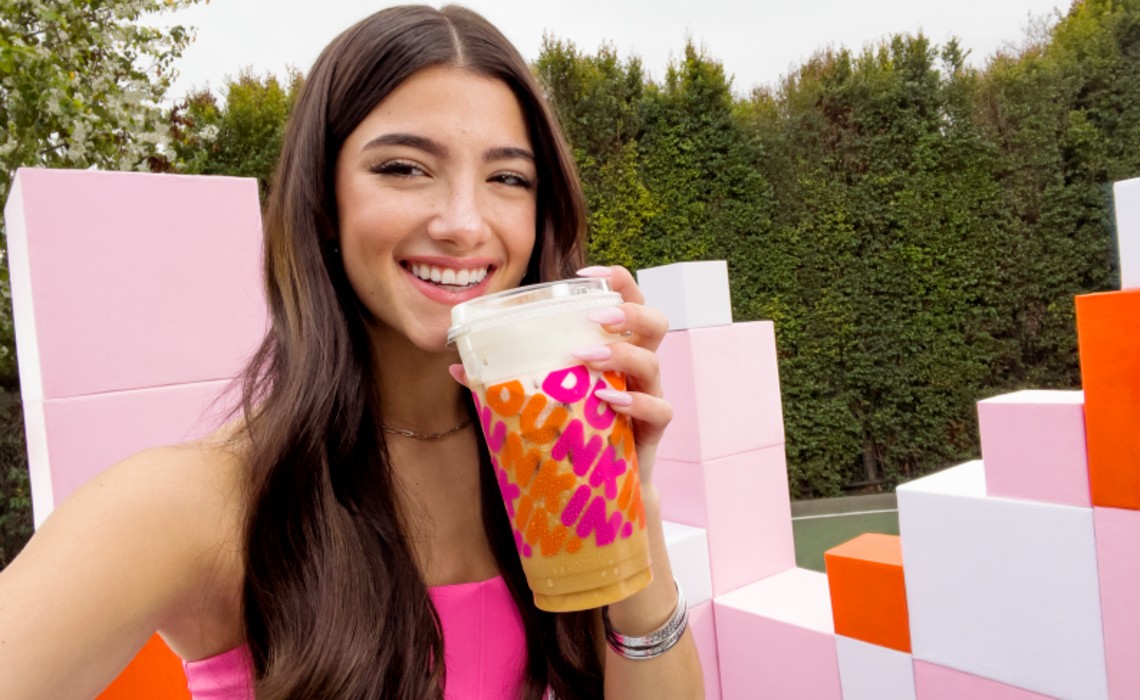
[449,278,652,612]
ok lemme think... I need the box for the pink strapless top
[183,576,527,699]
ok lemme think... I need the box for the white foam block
[897,462,1108,700]
[662,520,713,607]
[714,568,842,699]
[836,636,916,700]
[1114,177,1140,290]
[636,261,733,330]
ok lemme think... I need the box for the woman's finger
[577,265,645,306]
[585,302,669,352]
[571,342,663,399]
[593,388,672,449]
[447,363,469,388]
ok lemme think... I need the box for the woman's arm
[574,265,705,699]
[0,444,240,699]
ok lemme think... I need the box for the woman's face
[335,65,538,352]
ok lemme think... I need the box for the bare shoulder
[0,435,250,698]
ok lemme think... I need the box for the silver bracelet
[602,579,688,660]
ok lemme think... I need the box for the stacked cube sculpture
[642,175,1140,700]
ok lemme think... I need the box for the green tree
[160,68,303,201]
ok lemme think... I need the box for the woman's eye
[370,160,425,177]
[492,172,535,189]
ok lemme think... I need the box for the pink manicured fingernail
[594,388,633,406]
[576,266,613,277]
[447,364,467,386]
[587,307,625,325]
[571,345,612,361]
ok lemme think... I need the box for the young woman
[0,6,703,698]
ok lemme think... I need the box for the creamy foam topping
[410,263,489,287]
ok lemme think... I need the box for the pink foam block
[656,322,784,463]
[1094,507,1140,699]
[913,661,1056,700]
[662,520,713,607]
[26,380,237,527]
[977,390,1091,506]
[836,636,916,700]
[1115,177,1140,290]
[636,261,733,331]
[655,445,795,596]
[714,568,841,699]
[897,462,1108,700]
[4,168,267,400]
[688,601,722,700]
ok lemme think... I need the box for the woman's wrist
[603,578,688,660]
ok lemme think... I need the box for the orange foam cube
[99,633,190,699]
[824,533,911,653]
[1075,289,1140,510]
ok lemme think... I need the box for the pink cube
[689,602,722,700]
[714,568,841,699]
[1094,506,1140,700]
[977,390,1090,506]
[5,168,267,400]
[655,445,795,596]
[913,661,1056,700]
[656,322,784,464]
[25,380,238,526]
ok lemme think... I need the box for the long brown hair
[238,5,600,699]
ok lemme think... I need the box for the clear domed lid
[447,278,620,344]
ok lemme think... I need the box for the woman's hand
[571,265,672,485]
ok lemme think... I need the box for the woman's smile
[399,256,498,304]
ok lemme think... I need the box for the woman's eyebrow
[361,132,446,156]
[485,146,535,163]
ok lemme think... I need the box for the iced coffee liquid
[472,364,652,612]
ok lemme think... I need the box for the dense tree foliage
[155,69,303,200]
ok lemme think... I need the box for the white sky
[163,0,1069,101]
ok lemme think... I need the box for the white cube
[1114,177,1140,290]
[636,261,733,330]
[897,461,1108,700]
[662,520,713,607]
[836,636,916,700]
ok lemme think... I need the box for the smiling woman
[0,5,702,700]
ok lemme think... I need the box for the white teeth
[408,263,490,287]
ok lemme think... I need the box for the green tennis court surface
[791,494,900,573]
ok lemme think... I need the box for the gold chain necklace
[381,417,473,441]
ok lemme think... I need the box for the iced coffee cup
[448,278,652,612]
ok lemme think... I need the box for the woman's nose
[426,182,491,248]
